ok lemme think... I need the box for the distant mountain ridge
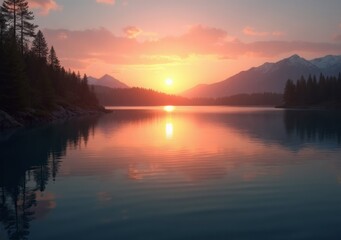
[182,54,341,98]
[88,74,129,89]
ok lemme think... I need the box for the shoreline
[0,105,109,130]
[276,104,341,111]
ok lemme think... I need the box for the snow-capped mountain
[182,54,340,98]
[88,74,129,89]
[310,55,341,76]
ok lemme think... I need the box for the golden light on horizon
[164,106,175,112]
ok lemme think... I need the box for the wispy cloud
[28,0,61,15]
[43,25,341,69]
[243,26,284,37]
[96,0,115,5]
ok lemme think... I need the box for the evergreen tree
[17,0,37,54]
[306,75,314,105]
[31,30,48,60]
[0,39,29,111]
[296,76,307,105]
[0,2,99,114]
[283,79,296,106]
[0,9,7,47]
[48,46,60,69]
[1,0,18,40]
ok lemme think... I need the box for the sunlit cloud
[96,0,115,5]
[28,0,61,15]
[243,26,284,37]
[43,25,341,70]
[123,26,142,39]
[123,26,159,41]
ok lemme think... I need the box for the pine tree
[48,46,60,69]
[0,40,29,111]
[31,30,48,61]
[0,9,7,47]
[306,75,314,105]
[1,0,18,40]
[17,0,37,54]
[283,79,296,106]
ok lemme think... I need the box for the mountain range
[182,54,341,98]
[88,74,129,89]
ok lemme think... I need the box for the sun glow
[165,78,174,86]
[163,106,175,112]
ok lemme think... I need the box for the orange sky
[27,0,341,93]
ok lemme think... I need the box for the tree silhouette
[0,9,7,47]
[31,30,48,61]
[0,2,99,114]
[1,0,20,40]
[48,46,60,70]
[283,73,341,107]
[17,0,37,54]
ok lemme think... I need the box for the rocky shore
[0,105,108,129]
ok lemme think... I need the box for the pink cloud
[43,25,341,70]
[28,0,61,15]
[96,0,115,5]
[243,26,284,37]
[123,26,142,39]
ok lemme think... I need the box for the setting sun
[165,78,174,86]
[164,106,175,112]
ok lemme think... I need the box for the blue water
[1,106,341,240]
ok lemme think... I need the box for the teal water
[1,106,341,240]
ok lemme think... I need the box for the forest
[283,73,341,107]
[94,85,283,106]
[0,0,99,114]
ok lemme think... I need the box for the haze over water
[1,106,341,240]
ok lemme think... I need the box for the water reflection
[0,116,99,240]
[284,110,341,143]
[1,107,341,240]
[165,122,173,139]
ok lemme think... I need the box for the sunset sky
[27,0,341,93]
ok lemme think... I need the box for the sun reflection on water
[165,122,174,139]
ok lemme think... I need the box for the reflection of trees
[284,110,341,143]
[0,116,98,240]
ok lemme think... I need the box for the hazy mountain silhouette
[88,74,129,89]
[182,54,341,98]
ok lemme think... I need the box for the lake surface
[1,106,341,240]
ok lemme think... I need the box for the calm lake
[1,106,341,240]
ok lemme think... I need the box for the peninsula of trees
[283,73,341,108]
[0,0,100,128]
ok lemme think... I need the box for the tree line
[283,73,341,107]
[94,85,283,106]
[0,0,98,113]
